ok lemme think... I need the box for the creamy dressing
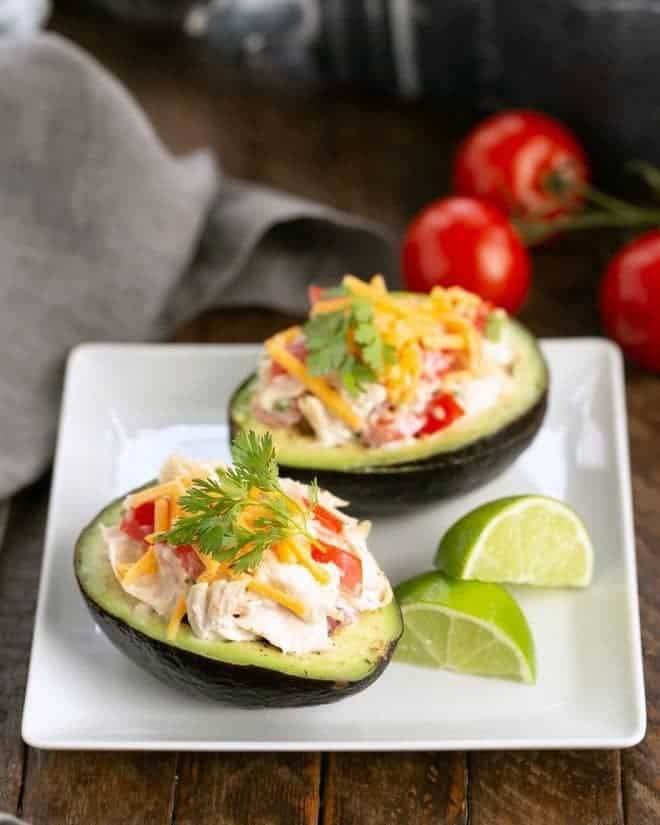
[297,395,352,446]
[104,526,187,617]
[457,374,507,416]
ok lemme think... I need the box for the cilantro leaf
[230,430,278,489]
[302,296,392,397]
[156,431,318,573]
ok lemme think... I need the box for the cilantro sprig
[157,431,319,572]
[303,297,395,396]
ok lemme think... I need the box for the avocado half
[75,493,403,707]
[229,319,549,513]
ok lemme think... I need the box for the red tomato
[119,501,155,542]
[119,516,151,543]
[600,231,660,372]
[308,285,325,305]
[311,542,362,593]
[173,544,205,579]
[310,503,344,534]
[402,197,531,313]
[133,500,155,526]
[270,360,288,377]
[453,110,588,220]
[420,393,465,436]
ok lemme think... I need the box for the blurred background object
[56,0,660,178]
[0,0,49,31]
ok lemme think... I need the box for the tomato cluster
[401,110,660,372]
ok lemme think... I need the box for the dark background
[58,0,660,186]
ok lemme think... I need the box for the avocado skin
[229,377,548,514]
[78,588,400,707]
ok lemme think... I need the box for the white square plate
[22,340,646,750]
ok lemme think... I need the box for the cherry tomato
[600,230,660,372]
[402,197,531,313]
[420,393,465,436]
[311,542,362,593]
[173,544,205,579]
[453,110,589,220]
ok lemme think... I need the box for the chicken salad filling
[103,436,392,656]
[251,275,517,448]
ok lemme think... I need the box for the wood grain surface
[0,10,656,824]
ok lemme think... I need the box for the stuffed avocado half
[75,438,402,707]
[229,277,549,511]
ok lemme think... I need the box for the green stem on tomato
[627,160,660,196]
[518,210,660,244]
[581,184,645,216]
[517,174,660,245]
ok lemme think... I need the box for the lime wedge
[436,495,594,588]
[394,571,536,683]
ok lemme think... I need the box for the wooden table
[0,13,657,824]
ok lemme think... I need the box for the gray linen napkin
[0,33,395,517]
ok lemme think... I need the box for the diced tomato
[327,615,342,633]
[270,360,288,377]
[311,542,362,593]
[302,499,344,534]
[119,516,151,543]
[173,544,205,579]
[362,412,425,446]
[133,500,155,526]
[308,285,325,305]
[419,393,465,436]
[287,338,308,361]
[120,505,154,542]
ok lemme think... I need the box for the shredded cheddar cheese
[196,556,233,583]
[274,540,297,564]
[237,503,269,531]
[127,481,186,510]
[122,547,158,585]
[287,538,330,584]
[166,594,187,641]
[170,498,185,525]
[248,579,308,620]
[154,498,169,533]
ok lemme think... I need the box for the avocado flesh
[229,319,548,510]
[75,495,403,707]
